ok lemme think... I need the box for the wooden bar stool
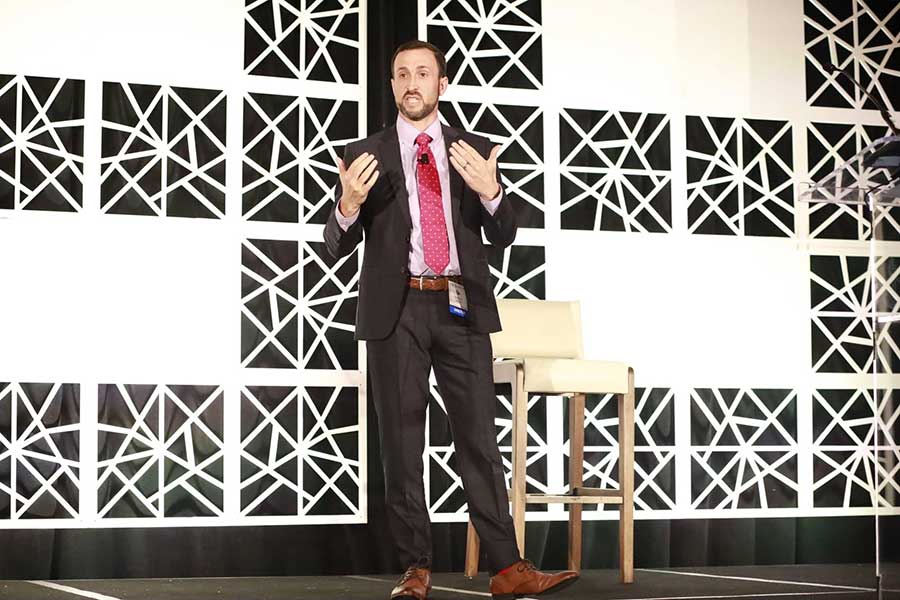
[464,299,635,583]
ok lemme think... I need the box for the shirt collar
[396,113,444,148]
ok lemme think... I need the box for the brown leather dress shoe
[390,566,432,600]
[489,560,578,600]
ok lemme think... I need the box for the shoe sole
[391,585,431,600]
[491,575,579,600]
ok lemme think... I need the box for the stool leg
[464,519,480,578]
[568,393,585,573]
[510,366,527,557]
[618,369,635,584]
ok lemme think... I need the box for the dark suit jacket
[323,124,518,340]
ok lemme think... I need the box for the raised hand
[449,140,501,200]
[337,152,379,217]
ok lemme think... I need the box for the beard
[396,92,437,122]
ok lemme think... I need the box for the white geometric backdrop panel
[0,0,365,528]
[0,75,84,212]
[1,0,899,530]
[420,0,900,522]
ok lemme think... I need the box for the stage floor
[1,564,898,599]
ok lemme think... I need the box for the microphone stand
[826,64,900,171]
[827,63,899,136]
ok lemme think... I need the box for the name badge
[448,280,468,317]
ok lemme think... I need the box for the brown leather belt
[408,275,461,291]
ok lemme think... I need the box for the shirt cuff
[335,202,360,231]
[480,187,503,216]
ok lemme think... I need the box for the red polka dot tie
[415,132,450,274]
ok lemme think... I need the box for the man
[324,40,578,600]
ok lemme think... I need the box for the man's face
[391,48,448,123]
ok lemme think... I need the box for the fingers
[457,139,489,164]
[336,157,346,175]
[457,139,479,155]
[447,144,465,164]
[363,169,380,191]
[359,156,378,184]
[488,144,500,163]
[448,154,474,182]
[449,142,480,167]
[449,146,484,181]
[348,153,377,179]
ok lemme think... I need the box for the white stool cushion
[521,358,630,395]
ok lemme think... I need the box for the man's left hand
[449,140,501,201]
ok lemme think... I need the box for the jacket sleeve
[324,143,365,259]
[479,137,518,249]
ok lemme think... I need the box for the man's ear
[438,76,449,96]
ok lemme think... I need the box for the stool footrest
[525,488,624,505]
[572,487,623,497]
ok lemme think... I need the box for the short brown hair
[390,40,447,79]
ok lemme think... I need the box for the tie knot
[415,133,432,148]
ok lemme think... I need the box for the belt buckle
[415,276,424,291]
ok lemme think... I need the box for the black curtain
[366,0,417,133]
[1,516,893,579]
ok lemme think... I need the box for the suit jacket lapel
[379,126,412,229]
[442,124,464,237]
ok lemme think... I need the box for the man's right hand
[338,153,379,217]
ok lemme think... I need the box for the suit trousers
[367,286,520,573]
